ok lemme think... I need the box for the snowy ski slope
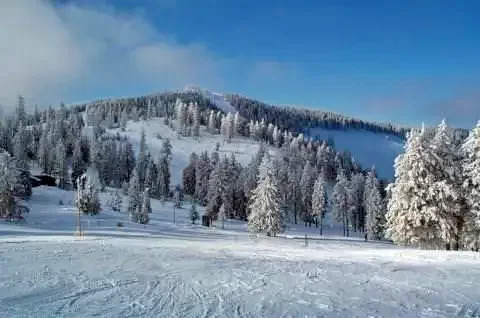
[0,186,479,317]
[107,119,275,186]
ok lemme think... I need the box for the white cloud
[0,0,227,108]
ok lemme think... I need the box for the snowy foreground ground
[1,187,480,317]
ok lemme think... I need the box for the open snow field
[0,187,480,317]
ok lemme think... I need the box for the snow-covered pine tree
[136,129,148,186]
[122,140,136,183]
[120,109,129,128]
[248,156,283,236]
[55,139,68,189]
[160,138,173,162]
[331,169,349,236]
[140,188,152,217]
[76,173,101,216]
[386,126,448,248]
[461,121,480,251]
[37,129,50,173]
[364,169,386,240]
[109,190,122,212]
[0,151,28,219]
[144,158,156,193]
[176,99,187,136]
[158,160,170,199]
[312,170,328,235]
[427,119,463,249]
[243,145,265,204]
[218,203,226,229]
[13,125,29,171]
[347,172,365,232]
[71,139,86,187]
[182,153,197,196]
[227,112,234,142]
[205,168,221,218]
[208,110,216,134]
[233,112,241,138]
[194,152,212,205]
[220,114,228,140]
[190,202,199,224]
[300,160,315,226]
[15,95,26,126]
[287,153,302,224]
[219,156,234,218]
[128,169,142,215]
[272,126,281,148]
[192,103,200,137]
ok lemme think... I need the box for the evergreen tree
[205,168,221,218]
[157,156,170,198]
[124,141,136,182]
[0,151,28,219]
[208,110,216,133]
[109,190,122,212]
[312,170,328,235]
[55,140,68,189]
[461,121,480,250]
[76,173,101,216]
[182,153,197,196]
[218,203,226,229]
[140,188,152,218]
[71,139,86,187]
[160,138,173,161]
[219,156,234,218]
[16,95,26,126]
[248,156,283,236]
[13,125,29,170]
[386,126,452,248]
[287,154,302,224]
[300,161,315,226]
[144,158,156,192]
[194,152,212,205]
[233,112,241,138]
[128,169,142,215]
[347,172,365,232]
[428,119,463,249]
[176,99,187,136]
[365,173,385,240]
[331,169,349,236]
[190,202,199,224]
[136,129,148,186]
[192,103,200,137]
[244,145,265,204]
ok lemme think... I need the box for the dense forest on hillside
[227,94,409,139]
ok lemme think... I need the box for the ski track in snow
[1,233,480,317]
[0,184,479,317]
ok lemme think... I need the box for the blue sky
[2,1,479,127]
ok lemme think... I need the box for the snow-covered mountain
[184,85,237,114]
